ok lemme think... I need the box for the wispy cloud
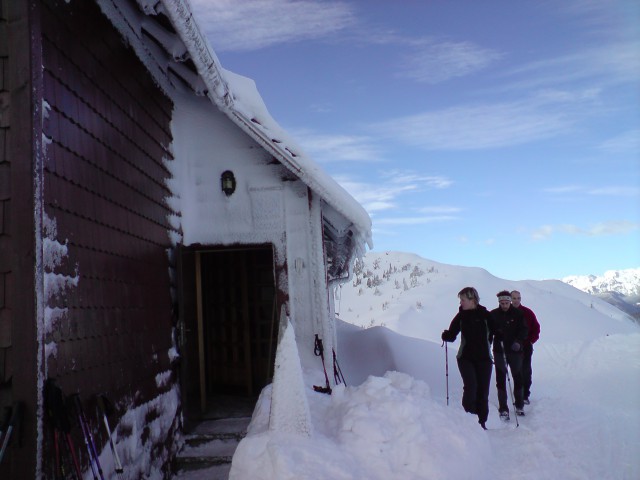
[370,99,574,150]
[588,186,640,196]
[417,206,462,214]
[544,185,640,197]
[497,42,640,92]
[192,0,503,86]
[333,176,412,214]
[396,40,504,84]
[531,221,640,240]
[287,129,382,163]
[374,215,458,226]
[543,185,583,195]
[333,172,454,215]
[599,129,640,154]
[190,0,356,51]
[381,170,453,189]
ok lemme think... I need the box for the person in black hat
[490,290,528,419]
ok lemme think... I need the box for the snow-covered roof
[150,0,372,250]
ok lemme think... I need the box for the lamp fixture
[220,170,236,196]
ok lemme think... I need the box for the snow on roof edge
[160,0,373,247]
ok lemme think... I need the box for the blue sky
[190,0,640,281]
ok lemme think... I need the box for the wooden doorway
[180,245,278,419]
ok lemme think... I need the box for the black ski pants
[494,350,524,411]
[456,357,493,425]
[522,343,534,400]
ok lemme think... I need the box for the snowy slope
[336,251,636,343]
[228,251,640,480]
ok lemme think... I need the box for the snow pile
[269,319,312,436]
[113,385,182,480]
[232,371,490,480]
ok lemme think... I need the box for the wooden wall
[0,0,177,478]
[0,0,40,477]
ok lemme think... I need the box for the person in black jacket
[441,287,494,430]
[490,290,528,419]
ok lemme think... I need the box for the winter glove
[511,341,521,352]
[441,330,455,342]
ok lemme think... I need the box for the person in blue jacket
[441,287,494,430]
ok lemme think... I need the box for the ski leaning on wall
[44,378,124,479]
[0,401,23,465]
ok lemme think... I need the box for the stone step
[172,417,251,478]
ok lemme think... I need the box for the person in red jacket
[511,290,540,404]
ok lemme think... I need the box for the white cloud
[374,215,457,226]
[587,186,640,196]
[190,0,356,51]
[288,129,382,163]
[497,41,640,91]
[544,184,640,197]
[531,221,640,240]
[543,185,583,194]
[370,100,572,150]
[333,171,453,215]
[333,176,408,214]
[531,225,556,241]
[380,170,453,189]
[417,206,462,214]
[397,40,503,84]
[599,129,640,154]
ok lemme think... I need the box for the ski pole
[72,395,103,480]
[0,402,22,464]
[442,340,449,406]
[0,406,12,460]
[44,379,83,480]
[0,406,11,442]
[97,395,123,473]
[332,349,347,386]
[64,431,83,480]
[54,429,64,480]
[312,335,332,394]
[502,343,519,428]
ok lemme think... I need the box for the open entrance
[179,245,278,422]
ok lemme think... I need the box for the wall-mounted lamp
[221,170,236,196]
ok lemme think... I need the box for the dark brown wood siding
[1,0,40,478]
[38,0,177,476]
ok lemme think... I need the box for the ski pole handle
[97,395,123,473]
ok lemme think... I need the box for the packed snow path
[227,331,639,479]
[482,336,638,480]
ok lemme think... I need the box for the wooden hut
[0,0,371,477]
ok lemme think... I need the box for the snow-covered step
[172,417,251,478]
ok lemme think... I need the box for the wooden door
[197,247,277,400]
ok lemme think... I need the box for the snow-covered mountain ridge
[562,267,640,321]
[562,267,640,297]
[335,251,637,340]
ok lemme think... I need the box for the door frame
[177,243,280,419]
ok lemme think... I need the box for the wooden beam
[195,252,206,412]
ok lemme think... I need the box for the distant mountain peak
[562,267,640,297]
[562,267,640,321]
